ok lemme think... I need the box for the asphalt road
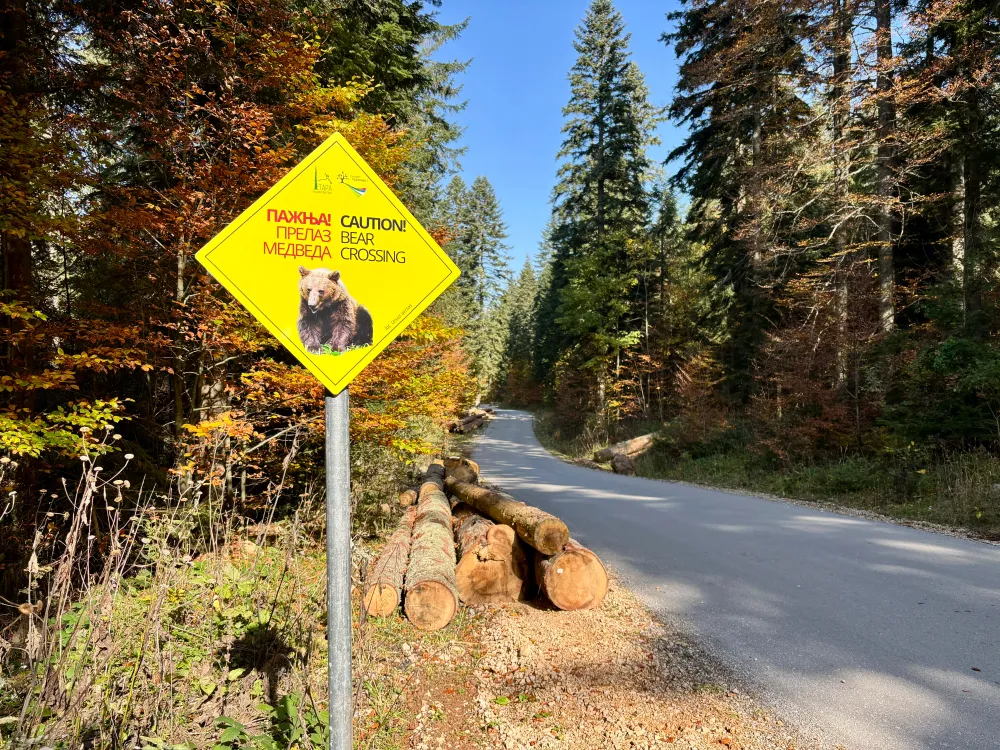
[472,409,1000,750]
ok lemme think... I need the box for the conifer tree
[493,259,540,403]
[664,0,811,401]
[437,175,511,394]
[543,0,660,415]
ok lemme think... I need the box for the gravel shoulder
[396,576,829,750]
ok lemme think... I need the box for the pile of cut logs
[363,457,608,630]
[448,406,494,435]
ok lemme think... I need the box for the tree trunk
[445,479,569,555]
[454,510,528,605]
[875,0,896,333]
[534,539,608,611]
[363,507,416,617]
[593,433,656,463]
[403,485,458,631]
[1,1,36,416]
[961,83,983,339]
[832,0,854,387]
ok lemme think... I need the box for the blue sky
[432,0,686,269]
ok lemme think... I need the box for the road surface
[472,409,1000,750]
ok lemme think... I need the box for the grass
[533,409,1000,540]
[0,426,481,750]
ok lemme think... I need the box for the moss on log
[363,507,416,617]
[403,485,458,630]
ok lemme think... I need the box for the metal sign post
[325,390,352,749]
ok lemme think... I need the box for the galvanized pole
[325,390,352,749]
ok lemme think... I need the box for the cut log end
[485,523,516,547]
[530,518,571,556]
[404,581,457,631]
[398,489,417,507]
[537,545,609,611]
[456,556,521,605]
[363,584,399,618]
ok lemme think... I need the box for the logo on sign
[338,171,368,197]
[313,168,333,194]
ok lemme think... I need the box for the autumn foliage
[1,0,474,591]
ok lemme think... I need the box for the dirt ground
[394,575,836,750]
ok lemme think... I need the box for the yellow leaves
[182,411,255,444]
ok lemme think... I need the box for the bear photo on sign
[297,266,374,355]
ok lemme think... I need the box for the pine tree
[434,175,474,327]
[495,259,540,403]
[902,0,1000,338]
[463,176,512,315]
[542,0,660,418]
[664,0,812,401]
[436,175,511,394]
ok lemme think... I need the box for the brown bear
[297,266,374,354]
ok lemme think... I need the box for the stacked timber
[445,479,568,555]
[403,467,459,631]
[448,408,494,434]
[373,452,608,626]
[444,455,479,484]
[443,471,608,611]
[452,501,528,605]
[363,507,416,617]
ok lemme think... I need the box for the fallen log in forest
[453,508,527,605]
[534,539,608,611]
[445,479,569,555]
[363,507,416,617]
[403,478,458,631]
[593,433,656,463]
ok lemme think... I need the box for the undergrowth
[0,421,475,750]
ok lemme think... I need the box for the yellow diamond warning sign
[196,133,460,394]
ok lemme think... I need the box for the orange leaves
[349,313,476,454]
[182,411,257,444]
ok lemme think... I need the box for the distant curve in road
[472,409,1000,750]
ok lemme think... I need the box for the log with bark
[418,460,445,501]
[444,455,479,484]
[534,539,608,611]
[403,484,458,630]
[450,415,488,434]
[610,453,635,475]
[453,509,528,605]
[593,433,656,463]
[363,507,416,617]
[445,479,569,555]
[448,411,485,431]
